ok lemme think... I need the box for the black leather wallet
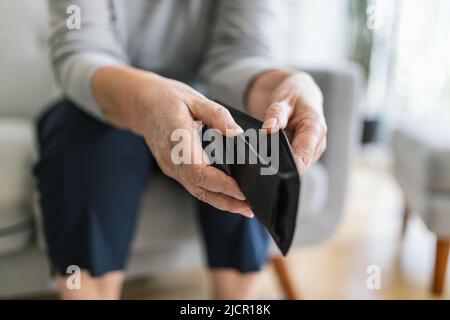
[202,103,301,255]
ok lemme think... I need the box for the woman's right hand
[93,66,253,218]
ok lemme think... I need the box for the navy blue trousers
[33,100,269,277]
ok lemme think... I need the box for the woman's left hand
[247,70,327,175]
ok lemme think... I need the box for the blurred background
[277,0,450,128]
[0,0,449,300]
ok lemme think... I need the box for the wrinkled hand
[130,74,253,218]
[249,71,327,175]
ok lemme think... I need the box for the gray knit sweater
[48,0,278,119]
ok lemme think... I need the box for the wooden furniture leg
[400,203,410,240]
[432,238,450,295]
[271,256,301,300]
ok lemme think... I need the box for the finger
[170,120,210,166]
[190,165,246,200]
[313,122,327,162]
[189,99,243,137]
[313,138,327,162]
[172,125,245,201]
[262,100,293,133]
[189,187,254,218]
[291,120,322,175]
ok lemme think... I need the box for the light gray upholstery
[0,0,61,119]
[293,64,363,245]
[393,121,450,238]
[0,0,362,297]
[0,119,36,255]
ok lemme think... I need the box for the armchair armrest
[294,63,364,245]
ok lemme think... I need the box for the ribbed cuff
[59,52,127,121]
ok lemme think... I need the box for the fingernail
[262,117,277,129]
[226,123,244,136]
[238,209,254,218]
[241,213,254,219]
[235,192,246,201]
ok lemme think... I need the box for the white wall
[276,0,350,67]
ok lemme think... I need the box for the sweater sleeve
[47,0,129,120]
[199,0,281,112]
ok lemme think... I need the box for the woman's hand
[247,70,327,175]
[93,66,253,218]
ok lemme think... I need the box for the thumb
[262,100,293,133]
[189,99,243,137]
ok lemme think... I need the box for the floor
[33,146,450,300]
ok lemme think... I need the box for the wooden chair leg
[432,238,450,295]
[400,197,410,240]
[271,256,301,300]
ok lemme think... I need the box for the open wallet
[202,102,301,255]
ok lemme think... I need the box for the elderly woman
[36,0,326,299]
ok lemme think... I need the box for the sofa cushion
[131,174,199,254]
[0,118,36,255]
[393,121,450,194]
[0,0,61,119]
[0,223,34,256]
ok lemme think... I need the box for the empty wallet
[202,102,301,255]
